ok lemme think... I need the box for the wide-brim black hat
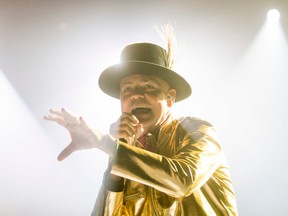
[98,43,192,102]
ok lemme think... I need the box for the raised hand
[44,108,116,161]
[110,112,143,145]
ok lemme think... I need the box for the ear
[166,89,176,107]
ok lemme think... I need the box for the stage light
[267,9,280,22]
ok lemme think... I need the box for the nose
[130,87,144,100]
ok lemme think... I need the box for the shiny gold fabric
[92,117,238,215]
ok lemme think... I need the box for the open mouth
[131,107,151,116]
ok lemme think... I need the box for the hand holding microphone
[109,112,144,145]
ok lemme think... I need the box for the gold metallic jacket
[92,117,238,215]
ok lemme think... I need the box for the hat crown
[120,43,170,69]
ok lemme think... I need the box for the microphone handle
[119,138,127,143]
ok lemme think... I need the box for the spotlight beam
[267,9,280,22]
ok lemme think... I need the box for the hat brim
[98,61,192,102]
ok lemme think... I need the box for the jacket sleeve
[91,187,127,216]
[110,117,222,198]
[91,165,129,216]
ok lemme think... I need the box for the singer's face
[120,74,176,133]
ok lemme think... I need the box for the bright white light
[267,9,280,22]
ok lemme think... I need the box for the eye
[144,83,155,89]
[121,86,133,93]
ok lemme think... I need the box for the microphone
[119,138,127,143]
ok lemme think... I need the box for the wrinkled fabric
[92,117,238,216]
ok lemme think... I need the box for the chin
[143,124,158,134]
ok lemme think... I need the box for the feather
[154,24,177,69]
